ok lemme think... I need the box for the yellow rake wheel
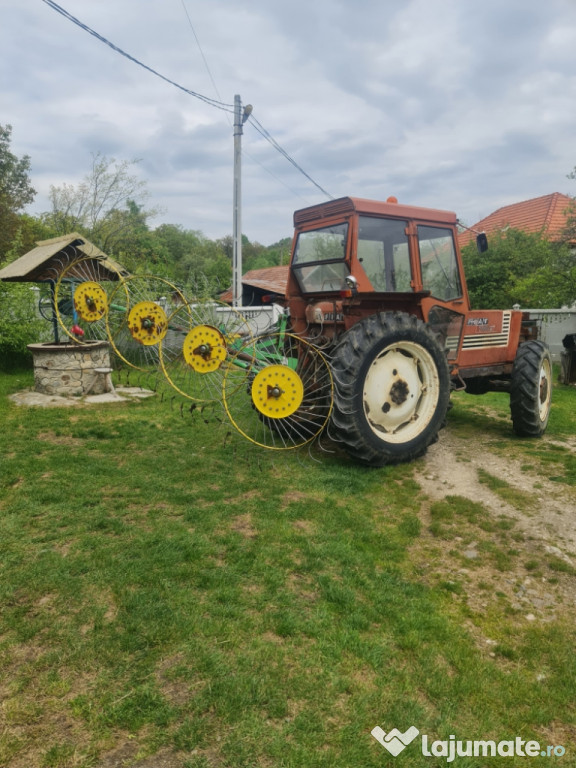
[159,301,253,403]
[54,255,127,343]
[105,275,187,371]
[73,281,108,323]
[251,365,304,419]
[183,325,227,373]
[222,332,334,450]
[127,301,168,346]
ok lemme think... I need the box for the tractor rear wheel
[330,312,450,466]
[510,341,552,437]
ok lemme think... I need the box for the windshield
[292,222,350,293]
[357,216,411,291]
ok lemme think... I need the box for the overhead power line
[41,0,234,113]
[41,0,333,200]
[177,1,321,202]
[179,0,224,106]
[249,115,334,200]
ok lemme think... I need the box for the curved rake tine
[315,430,336,456]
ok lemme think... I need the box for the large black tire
[330,312,451,466]
[510,340,552,437]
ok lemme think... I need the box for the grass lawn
[0,367,575,767]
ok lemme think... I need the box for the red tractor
[281,195,552,466]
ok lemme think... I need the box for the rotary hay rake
[53,256,335,453]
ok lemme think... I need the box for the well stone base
[27,341,114,397]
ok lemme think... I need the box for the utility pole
[232,94,252,307]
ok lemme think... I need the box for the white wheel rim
[538,357,552,421]
[363,341,441,444]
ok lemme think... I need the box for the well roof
[0,233,127,282]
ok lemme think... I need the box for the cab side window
[418,226,462,300]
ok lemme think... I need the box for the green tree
[153,224,231,296]
[44,152,160,252]
[155,224,206,281]
[0,124,36,261]
[2,214,59,266]
[0,220,44,362]
[265,237,292,266]
[0,282,44,365]
[0,230,46,367]
[461,228,574,309]
[97,201,172,275]
[155,223,200,268]
[513,252,576,307]
[180,236,231,296]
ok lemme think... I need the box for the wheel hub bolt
[193,343,211,360]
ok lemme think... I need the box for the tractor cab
[286,196,475,340]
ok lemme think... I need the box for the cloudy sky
[2,0,576,245]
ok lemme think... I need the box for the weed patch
[477,468,536,510]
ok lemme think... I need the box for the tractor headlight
[341,275,358,297]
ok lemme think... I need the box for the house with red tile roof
[459,192,575,248]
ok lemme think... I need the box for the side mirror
[476,233,488,253]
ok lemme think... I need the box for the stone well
[27,341,114,397]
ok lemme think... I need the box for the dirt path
[414,428,576,557]
[410,427,576,622]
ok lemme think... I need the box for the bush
[0,282,43,367]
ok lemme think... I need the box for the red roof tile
[459,193,575,247]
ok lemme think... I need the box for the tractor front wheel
[510,341,552,437]
[330,312,450,466]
